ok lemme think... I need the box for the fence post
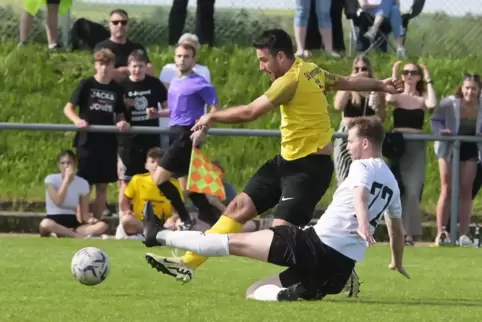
[60,9,71,48]
[449,140,461,245]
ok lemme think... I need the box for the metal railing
[0,121,477,245]
[1,0,482,56]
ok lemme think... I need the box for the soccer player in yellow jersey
[142,29,403,286]
[118,147,183,239]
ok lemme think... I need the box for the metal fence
[1,0,482,56]
[0,121,477,245]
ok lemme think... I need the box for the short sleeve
[198,84,218,106]
[321,70,340,89]
[159,65,176,84]
[156,79,168,104]
[78,177,90,197]
[70,79,87,106]
[263,74,298,106]
[386,195,402,219]
[115,85,126,114]
[124,176,136,199]
[44,174,56,185]
[348,161,373,190]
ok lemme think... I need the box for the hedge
[1,43,482,213]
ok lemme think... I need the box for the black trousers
[168,0,215,46]
[306,0,345,52]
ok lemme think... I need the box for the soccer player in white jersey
[141,117,409,301]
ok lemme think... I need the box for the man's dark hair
[128,49,149,64]
[253,29,295,59]
[347,117,385,148]
[109,9,128,18]
[147,147,166,160]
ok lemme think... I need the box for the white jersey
[314,158,402,262]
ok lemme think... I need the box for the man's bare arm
[326,74,385,92]
[384,214,405,269]
[208,96,275,124]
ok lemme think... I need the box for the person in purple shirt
[149,42,221,230]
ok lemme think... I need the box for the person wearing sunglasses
[333,55,386,185]
[94,9,153,82]
[386,61,437,246]
[431,74,482,246]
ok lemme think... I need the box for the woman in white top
[158,33,212,148]
[40,150,109,238]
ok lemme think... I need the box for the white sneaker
[145,254,194,284]
[459,235,473,247]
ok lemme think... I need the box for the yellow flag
[187,148,226,200]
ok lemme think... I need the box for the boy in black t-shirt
[64,48,130,219]
[118,50,169,206]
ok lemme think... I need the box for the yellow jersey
[124,173,184,221]
[264,58,338,161]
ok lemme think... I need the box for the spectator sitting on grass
[94,9,153,82]
[117,147,183,240]
[40,150,109,238]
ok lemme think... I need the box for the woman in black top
[333,55,386,184]
[64,48,130,219]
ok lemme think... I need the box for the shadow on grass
[330,298,482,308]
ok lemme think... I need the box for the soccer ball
[71,247,110,286]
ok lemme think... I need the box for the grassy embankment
[1,44,482,214]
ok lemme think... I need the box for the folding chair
[346,0,426,55]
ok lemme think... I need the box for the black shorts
[77,146,118,185]
[118,145,150,181]
[268,225,355,296]
[243,154,333,226]
[159,126,193,177]
[460,142,478,161]
[47,0,61,4]
[46,214,80,230]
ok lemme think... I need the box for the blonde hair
[178,33,200,51]
[350,55,375,106]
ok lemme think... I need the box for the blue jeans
[295,0,332,29]
[367,0,405,38]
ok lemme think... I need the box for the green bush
[0,44,482,214]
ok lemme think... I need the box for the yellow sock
[182,215,244,269]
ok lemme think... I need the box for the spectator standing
[19,0,71,49]
[293,0,339,57]
[94,9,153,82]
[40,150,108,238]
[333,55,385,184]
[63,49,130,220]
[386,61,437,245]
[159,33,212,148]
[168,0,215,47]
[117,50,169,226]
[431,74,482,246]
[150,42,221,230]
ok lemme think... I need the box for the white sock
[156,230,230,257]
[248,285,285,301]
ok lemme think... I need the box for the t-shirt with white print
[314,158,402,262]
[45,174,90,215]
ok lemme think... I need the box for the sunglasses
[464,73,480,81]
[402,70,420,76]
[354,66,368,72]
[110,20,128,26]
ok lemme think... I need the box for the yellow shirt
[124,173,184,221]
[264,58,338,160]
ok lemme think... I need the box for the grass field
[1,236,482,321]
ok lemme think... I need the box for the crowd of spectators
[15,2,482,247]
